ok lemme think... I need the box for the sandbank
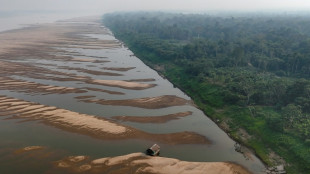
[54,152,252,174]
[59,66,123,76]
[0,95,208,145]
[89,79,156,90]
[14,146,45,154]
[82,95,192,109]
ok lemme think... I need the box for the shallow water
[0,12,96,33]
[0,17,266,173]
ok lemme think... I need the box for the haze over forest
[1,0,310,14]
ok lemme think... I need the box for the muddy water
[0,17,265,173]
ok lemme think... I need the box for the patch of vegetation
[103,12,310,173]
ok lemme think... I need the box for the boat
[146,144,160,156]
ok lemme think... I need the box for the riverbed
[0,16,266,174]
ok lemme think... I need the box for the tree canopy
[103,12,310,173]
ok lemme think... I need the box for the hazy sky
[1,0,310,14]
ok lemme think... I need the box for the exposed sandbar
[112,111,192,123]
[14,146,45,154]
[0,60,141,95]
[0,60,89,83]
[54,153,251,174]
[59,66,123,76]
[81,95,192,109]
[0,18,122,61]
[0,76,86,95]
[0,95,208,145]
[89,79,156,90]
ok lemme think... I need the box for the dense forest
[103,12,310,173]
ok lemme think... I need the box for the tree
[282,104,302,129]
[232,47,245,67]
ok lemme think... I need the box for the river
[0,14,266,174]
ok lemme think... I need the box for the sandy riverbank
[8,146,251,174]
[54,152,251,174]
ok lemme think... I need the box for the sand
[0,20,139,98]
[59,66,123,76]
[0,96,126,134]
[50,110,127,134]
[0,19,122,55]
[53,153,252,174]
[14,146,45,154]
[10,148,252,174]
[0,95,209,144]
[0,60,157,93]
[135,158,251,174]
[23,146,44,151]
[90,79,156,90]
[0,17,253,173]
[0,70,87,95]
[68,156,88,163]
[82,95,192,109]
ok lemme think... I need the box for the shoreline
[158,71,270,167]
[112,31,270,172]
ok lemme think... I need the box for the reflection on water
[0,18,266,173]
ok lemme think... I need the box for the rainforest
[103,12,310,173]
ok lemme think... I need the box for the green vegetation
[103,12,310,173]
